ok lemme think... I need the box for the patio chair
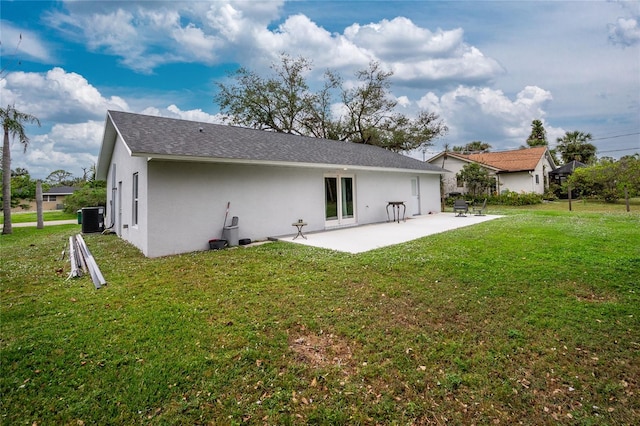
[471,199,487,216]
[453,199,468,217]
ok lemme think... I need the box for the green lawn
[1,205,639,424]
[2,210,77,223]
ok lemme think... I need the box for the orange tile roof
[455,146,548,172]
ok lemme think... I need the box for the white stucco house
[96,111,447,257]
[427,147,556,196]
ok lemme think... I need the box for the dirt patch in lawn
[289,331,355,373]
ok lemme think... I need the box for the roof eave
[96,113,117,180]
[97,111,134,180]
[138,153,444,174]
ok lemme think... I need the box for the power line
[598,147,640,154]
[591,132,640,141]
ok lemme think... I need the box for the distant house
[548,160,586,186]
[11,185,78,212]
[96,111,446,257]
[427,146,556,196]
[548,160,587,199]
[43,186,78,210]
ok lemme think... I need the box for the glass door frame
[324,173,356,227]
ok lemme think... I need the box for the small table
[292,222,307,240]
[386,201,406,223]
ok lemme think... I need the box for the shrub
[488,191,543,206]
[63,181,107,213]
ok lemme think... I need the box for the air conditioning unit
[81,207,105,233]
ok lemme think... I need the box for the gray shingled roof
[104,110,445,173]
[549,160,586,175]
[44,186,78,195]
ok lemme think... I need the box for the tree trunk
[2,128,12,234]
[36,180,44,229]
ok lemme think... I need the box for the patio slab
[278,213,503,253]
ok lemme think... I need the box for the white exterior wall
[497,158,551,194]
[436,157,468,195]
[133,161,441,257]
[497,172,534,194]
[355,171,441,223]
[431,154,552,196]
[104,136,149,254]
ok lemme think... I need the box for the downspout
[105,164,117,230]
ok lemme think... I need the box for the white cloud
[170,23,222,62]
[1,64,230,178]
[0,68,128,121]
[12,121,103,179]
[420,85,561,149]
[0,21,54,64]
[253,14,371,70]
[13,127,101,180]
[608,17,640,46]
[44,0,284,72]
[43,1,503,87]
[141,105,225,124]
[396,96,411,108]
[45,121,105,151]
[391,45,504,84]
[344,17,464,59]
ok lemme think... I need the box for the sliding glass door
[324,175,356,226]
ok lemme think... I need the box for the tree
[0,169,39,209]
[10,170,37,205]
[456,163,494,198]
[2,104,40,234]
[452,141,491,153]
[215,55,323,135]
[556,130,597,164]
[526,119,548,147]
[215,56,447,152]
[46,169,75,186]
[568,155,639,203]
[63,180,107,214]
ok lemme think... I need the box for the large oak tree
[215,55,447,152]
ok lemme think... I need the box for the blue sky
[1,0,639,180]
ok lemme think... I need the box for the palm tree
[526,119,548,147]
[2,105,41,234]
[556,130,597,165]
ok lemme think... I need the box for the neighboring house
[548,160,587,199]
[548,160,586,186]
[11,185,78,212]
[96,111,446,257]
[43,186,78,210]
[427,146,556,196]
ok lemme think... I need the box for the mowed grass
[2,210,77,224]
[1,206,639,424]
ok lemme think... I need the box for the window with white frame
[132,173,139,226]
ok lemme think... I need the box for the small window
[456,176,463,188]
[132,173,139,226]
[535,174,540,184]
[45,195,57,202]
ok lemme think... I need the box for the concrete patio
[278,212,503,253]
